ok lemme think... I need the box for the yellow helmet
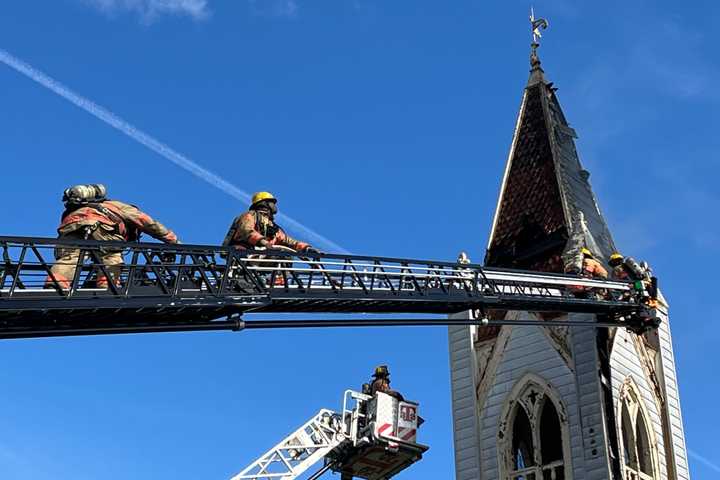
[580,247,593,257]
[609,252,624,267]
[373,365,390,378]
[251,191,277,207]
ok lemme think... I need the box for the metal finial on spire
[530,7,549,44]
[529,7,549,68]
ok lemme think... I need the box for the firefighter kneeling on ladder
[222,191,320,286]
[564,247,608,299]
[45,184,179,290]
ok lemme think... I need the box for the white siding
[449,311,481,480]
[611,327,669,479]
[568,313,612,480]
[447,306,689,480]
[656,308,691,479]
[477,312,595,479]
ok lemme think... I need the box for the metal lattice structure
[230,409,345,480]
[230,390,428,480]
[0,236,650,339]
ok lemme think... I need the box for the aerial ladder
[0,236,659,339]
[230,390,428,480]
[0,235,659,479]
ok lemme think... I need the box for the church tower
[448,20,690,480]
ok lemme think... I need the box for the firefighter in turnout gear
[369,365,404,401]
[609,253,646,282]
[609,252,658,308]
[565,247,609,280]
[223,192,319,254]
[564,247,609,298]
[46,184,178,290]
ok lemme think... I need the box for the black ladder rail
[0,316,637,340]
[0,236,654,339]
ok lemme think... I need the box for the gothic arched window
[500,376,569,480]
[618,380,658,480]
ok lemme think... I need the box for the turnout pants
[46,228,124,290]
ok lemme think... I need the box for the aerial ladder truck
[0,236,659,478]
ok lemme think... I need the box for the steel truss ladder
[231,409,345,480]
[230,390,428,480]
[0,236,657,339]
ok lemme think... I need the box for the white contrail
[0,48,348,254]
[689,449,720,473]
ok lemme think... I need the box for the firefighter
[46,184,178,290]
[609,252,647,282]
[564,247,608,298]
[609,252,658,307]
[223,191,319,254]
[565,247,608,279]
[369,365,404,401]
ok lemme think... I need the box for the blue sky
[0,0,718,478]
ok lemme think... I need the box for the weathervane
[530,7,549,44]
[529,7,549,65]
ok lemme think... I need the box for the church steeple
[485,14,616,271]
[451,17,690,480]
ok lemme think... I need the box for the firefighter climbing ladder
[0,236,655,339]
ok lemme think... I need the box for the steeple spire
[485,11,617,270]
[529,8,549,84]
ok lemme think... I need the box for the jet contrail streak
[689,449,720,473]
[0,48,348,254]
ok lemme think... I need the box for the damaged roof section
[485,54,616,271]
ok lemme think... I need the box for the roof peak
[528,9,549,85]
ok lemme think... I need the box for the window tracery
[500,376,569,480]
[618,379,658,480]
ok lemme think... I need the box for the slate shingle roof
[485,57,616,271]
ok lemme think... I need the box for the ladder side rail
[216,249,233,295]
[230,409,344,480]
[7,245,28,295]
[228,251,270,295]
[65,245,90,298]
[254,263,634,307]
[0,236,647,288]
[123,249,142,297]
[170,251,188,296]
[188,252,216,296]
[245,259,630,292]
[29,244,64,294]
[275,255,630,291]
[0,236,643,316]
